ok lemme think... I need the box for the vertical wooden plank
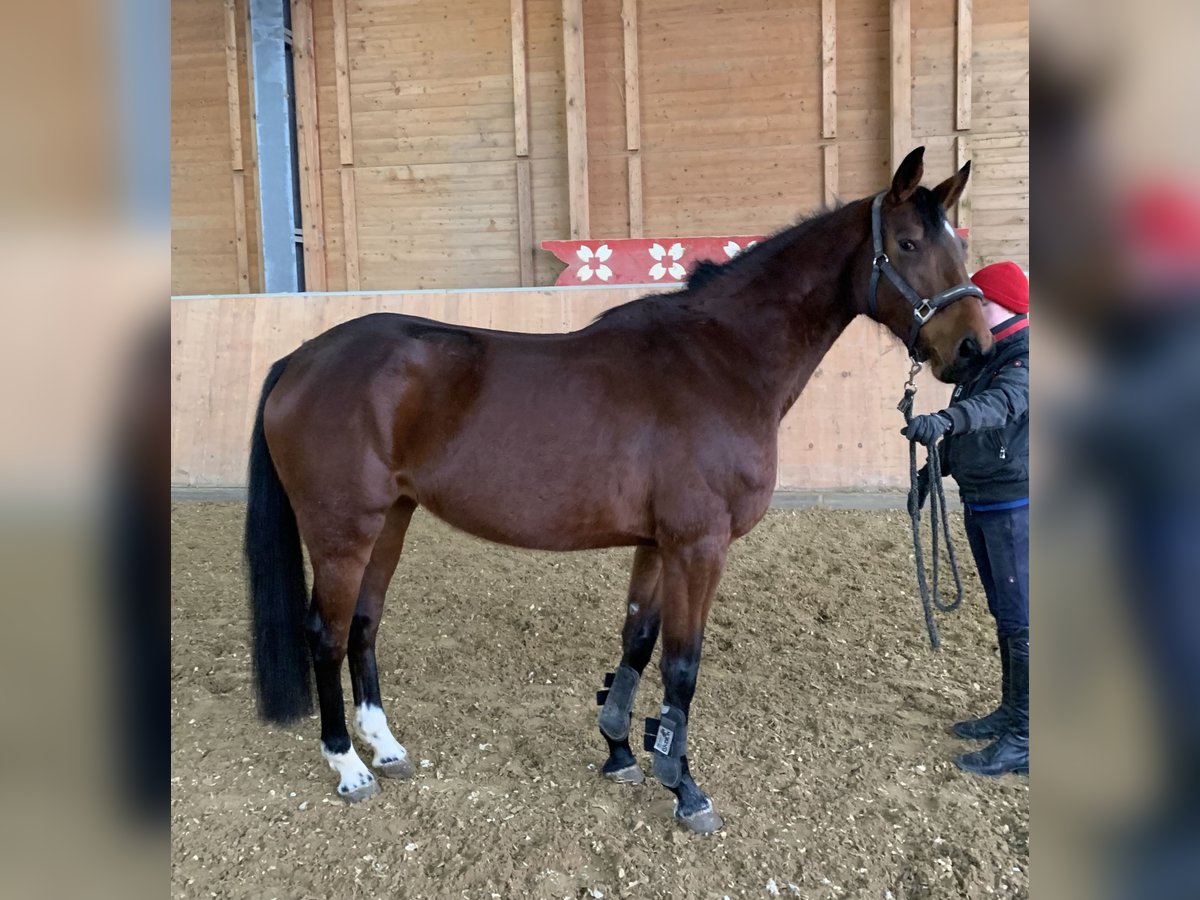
[333,0,358,289]
[340,168,361,289]
[223,0,243,171]
[516,159,535,286]
[955,134,972,236]
[627,154,643,237]
[290,0,327,290]
[821,0,836,140]
[239,0,261,292]
[562,0,590,239]
[890,0,912,172]
[955,0,972,131]
[823,144,839,207]
[224,0,248,291]
[332,0,354,166]
[622,0,640,151]
[232,172,251,293]
[511,0,530,157]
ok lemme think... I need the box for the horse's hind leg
[349,499,417,779]
[597,546,662,783]
[304,510,390,803]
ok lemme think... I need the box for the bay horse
[245,147,991,833]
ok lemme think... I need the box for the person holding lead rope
[902,261,1030,777]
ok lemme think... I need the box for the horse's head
[867,147,993,383]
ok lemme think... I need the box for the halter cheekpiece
[867,192,983,356]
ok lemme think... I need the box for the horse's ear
[887,146,925,204]
[932,161,971,211]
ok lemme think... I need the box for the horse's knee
[661,653,699,693]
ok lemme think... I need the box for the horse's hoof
[602,763,645,785]
[377,756,416,779]
[338,777,381,804]
[676,802,724,834]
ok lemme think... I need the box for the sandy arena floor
[171,502,1028,899]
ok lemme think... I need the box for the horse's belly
[412,456,653,552]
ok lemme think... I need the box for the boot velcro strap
[644,708,687,758]
[596,671,616,706]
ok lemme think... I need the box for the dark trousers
[964,504,1030,637]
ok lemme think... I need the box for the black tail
[245,356,312,724]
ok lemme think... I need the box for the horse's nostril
[957,336,981,362]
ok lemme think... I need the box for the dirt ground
[172,502,1028,899]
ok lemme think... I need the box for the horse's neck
[698,201,869,418]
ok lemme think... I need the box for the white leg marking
[321,742,375,797]
[354,704,409,768]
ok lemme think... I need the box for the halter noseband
[867,192,983,356]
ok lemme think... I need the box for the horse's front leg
[597,546,662,783]
[645,535,727,834]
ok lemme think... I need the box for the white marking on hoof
[321,742,377,801]
[676,799,724,834]
[628,602,639,615]
[603,764,645,785]
[354,704,411,770]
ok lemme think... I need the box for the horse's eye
[899,239,918,252]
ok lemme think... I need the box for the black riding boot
[955,629,1029,777]
[951,636,1011,740]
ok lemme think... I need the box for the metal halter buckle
[914,299,934,323]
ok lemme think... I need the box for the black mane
[591,202,845,325]
[588,188,945,327]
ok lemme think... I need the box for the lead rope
[898,360,964,649]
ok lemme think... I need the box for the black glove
[902,411,953,446]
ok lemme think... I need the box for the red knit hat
[970,261,1029,314]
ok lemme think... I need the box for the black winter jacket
[940,318,1029,504]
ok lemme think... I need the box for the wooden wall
[170,0,1027,296]
[172,0,261,295]
[171,289,951,489]
[583,0,1027,269]
[307,0,569,291]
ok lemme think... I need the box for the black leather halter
[867,192,983,355]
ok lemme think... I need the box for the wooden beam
[239,0,261,292]
[627,154,643,238]
[516,159,535,286]
[511,0,530,157]
[821,0,836,140]
[290,0,327,291]
[823,144,839,207]
[341,168,361,290]
[889,0,912,172]
[622,0,640,151]
[225,0,248,290]
[955,134,972,235]
[332,0,354,165]
[223,0,243,171]
[232,172,251,292]
[955,0,972,131]
[562,0,590,239]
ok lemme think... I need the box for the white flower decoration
[574,244,613,282]
[648,242,686,280]
[723,239,758,258]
